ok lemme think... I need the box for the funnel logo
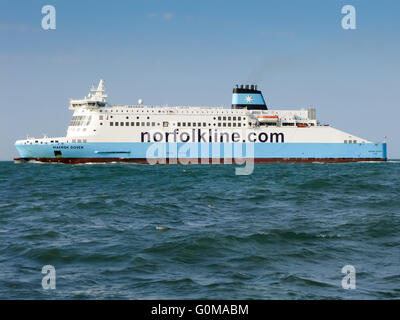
[245,95,253,103]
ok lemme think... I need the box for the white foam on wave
[155,226,169,231]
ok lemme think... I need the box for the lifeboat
[258,115,278,123]
[296,123,308,127]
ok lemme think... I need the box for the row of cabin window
[282,123,315,126]
[217,123,242,127]
[70,116,92,127]
[344,140,358,143]
[27,139,87,144]
[99,109,245,116]
[28,140,60,144]
[70,120,91,127]
[108,121,246,128]
[216,116,242,121]
[178,122,207,127]
[109,122,160,127]
[103,116,243,121]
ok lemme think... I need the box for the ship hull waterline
[13,157,387,164]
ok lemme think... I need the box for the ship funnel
[231,84,267,110]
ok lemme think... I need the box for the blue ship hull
[14,142,387,164]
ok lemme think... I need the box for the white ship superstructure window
[70,115,92,126]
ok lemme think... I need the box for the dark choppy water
[0,161,399,299]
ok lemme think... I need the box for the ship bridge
[69,79,107,110]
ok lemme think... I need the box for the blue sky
[1,0,399,159]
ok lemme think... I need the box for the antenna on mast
[88,79,108,102]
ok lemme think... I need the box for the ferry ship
[14,79,387,164]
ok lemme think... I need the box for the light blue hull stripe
[15,142,387,159]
